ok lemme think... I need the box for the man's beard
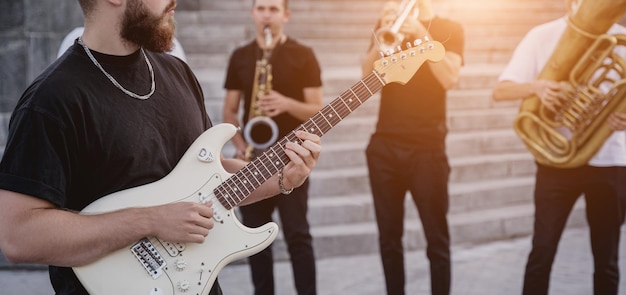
[120,0,176,52]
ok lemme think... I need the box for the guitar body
[73,123,279,295]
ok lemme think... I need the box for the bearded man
[0,1,322,294]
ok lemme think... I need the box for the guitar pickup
[130,238,166,279]
[159,239,186,257]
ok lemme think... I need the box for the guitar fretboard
[215,71,385,209]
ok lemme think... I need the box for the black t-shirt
[374,16,464,150]
[0,42,222,294]
[223,37,322,137]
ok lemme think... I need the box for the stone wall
[0,0,82,269]
[0,0,83,113]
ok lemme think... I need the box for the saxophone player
[222,0,323,294]
[492,0,626,294]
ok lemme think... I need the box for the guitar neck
[215,71,385,209]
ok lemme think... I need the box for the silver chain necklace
[78,37,155,100]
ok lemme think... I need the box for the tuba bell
[375,0,419,54]
[243,25,280,161]
[514,0,626,168]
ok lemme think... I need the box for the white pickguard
[73,123,279,295]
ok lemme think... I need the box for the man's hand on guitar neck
[232,130,321,206]
[281,130,322,189]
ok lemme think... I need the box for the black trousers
[238,179,316,295]
[366,136,451,295]
[522,164,626,295]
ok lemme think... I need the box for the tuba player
[492,0,626,294]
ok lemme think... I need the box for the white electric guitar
[73,39,445,295]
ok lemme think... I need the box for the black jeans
[366,136,451,295]
[522,164,626,295]
[239,179,316,295]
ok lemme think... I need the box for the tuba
[243,26,279,161]
[514,0,626,168]
[375,0,419,54]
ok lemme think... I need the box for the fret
[255,156,274,179]
[329,98,349,119]
[223,180,239,205]
[231,174,252,197]
[263,150,280,175]
[269,144,288,166]
[348,88,363,105]
[322,106,341,126]
[324,104,343,126]
[303,120,323,137]
[337,93,354,113]
[214,188,229,209]
[267,147,284,171]
[370,71,386,86]
[359,80,374,95]
[316,109,334,131]
[216,185,236,209]
[248,161,265,186]
[241,165,261,187]
[364,73,385,94]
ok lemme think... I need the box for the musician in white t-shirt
[492,0,626,294]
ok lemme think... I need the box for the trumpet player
[222,0,323,294]
[360,0,464,294]
[492,0,626,294]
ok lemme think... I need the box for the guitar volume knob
[174,259,187,271]
[178,280,190,292]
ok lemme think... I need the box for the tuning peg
[378,52,389,66]
[413,39,423,46]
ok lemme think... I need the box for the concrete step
[175,0,565,72]
[308,152,535,197]
[316,106,519,146]
[306,176,536,227]
[267,198,586,260]
[200,91,509,132]
[316,128,527,170]
[201,106,524,160]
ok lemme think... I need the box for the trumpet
[243,25,279,161]
[375,0,419,54]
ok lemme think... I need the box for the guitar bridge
[130,238,166,279]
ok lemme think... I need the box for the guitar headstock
[373,38,446,85]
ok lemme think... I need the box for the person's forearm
[223,109,247,151]
[492,80,535,101]
[429,52,462,90]
[284,98,323,121]
[1,197,154,267]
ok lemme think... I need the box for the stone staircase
[173,0,589,261]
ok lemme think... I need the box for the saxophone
[243,26,279,161]
[513,0,626,168]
